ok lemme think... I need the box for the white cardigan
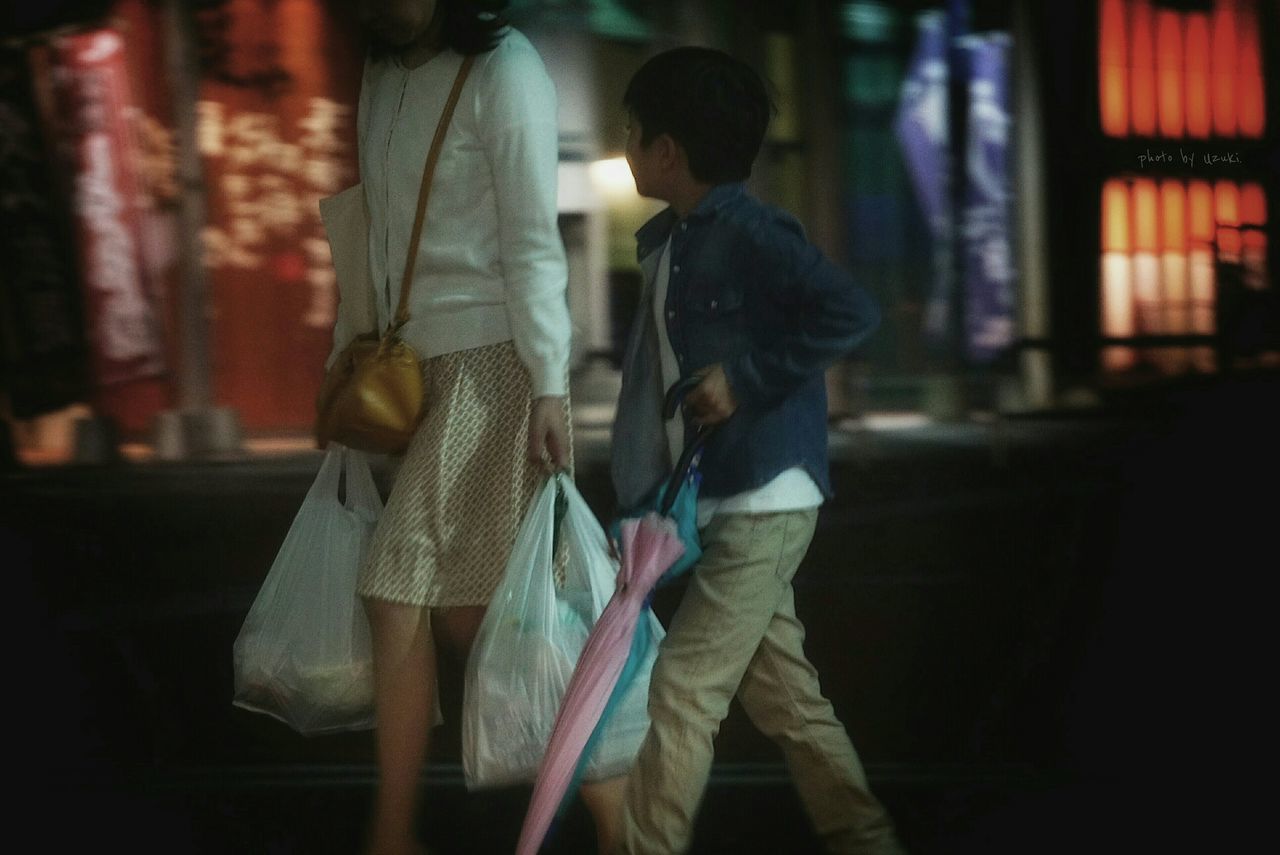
[356,29,570,397]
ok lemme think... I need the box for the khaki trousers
[617,509,904,855]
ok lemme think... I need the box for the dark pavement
[5,370,1277,854]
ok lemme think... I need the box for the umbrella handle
[658,378,719,518]
[662,375,703,421]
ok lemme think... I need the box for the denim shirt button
[673,265,681,274]
[710,300,718,310]
[667,310,675,319]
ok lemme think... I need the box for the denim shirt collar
[634,181,748,262]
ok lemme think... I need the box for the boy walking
[610,47,905,855]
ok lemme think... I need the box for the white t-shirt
[652,237,824,529]
[358,29,570,397]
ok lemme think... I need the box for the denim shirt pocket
[684,279,749,370]
[689,284,745,318]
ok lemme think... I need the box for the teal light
[841,1,900,43]
[588,0,651,41]
[506,0,651,42]
[843,53,904,107]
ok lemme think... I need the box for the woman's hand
[528,395,570,471]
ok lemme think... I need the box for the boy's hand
[529,396,570,471]
[686,364,738,426]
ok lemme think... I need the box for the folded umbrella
[516,378,716,855]
[515,511,685,855]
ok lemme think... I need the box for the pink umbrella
[515,511,686,855]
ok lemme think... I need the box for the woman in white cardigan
[347,2,623,853]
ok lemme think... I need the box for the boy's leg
[736,575,905,855]
[617,510,813,855]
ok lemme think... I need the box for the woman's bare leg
[431,605,486,661]
[362,597,436,855]
[580,775,627,854]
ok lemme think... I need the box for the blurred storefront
[1,0,1276,466]
[2,0,367,462]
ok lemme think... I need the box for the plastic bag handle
[554,474,620,615]
[304,446,347,508]
[342,448,384,523]
[550,472,571,561]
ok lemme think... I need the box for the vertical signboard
[894,11,954,350]
[48,30,166,394]
[958,33,1016,363]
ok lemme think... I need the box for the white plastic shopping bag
[233,445,383,735]
[462,474,662,789]
[560,478,662,782]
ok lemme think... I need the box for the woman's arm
[482,37,572,468]
[482,37,571,401]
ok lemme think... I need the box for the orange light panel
[1156,10,1185,137]
[1241,183,1268,254]
[1184,13,1212,138]
[1131,1,1158,136]
[1103,179,1131,253]
[1211,0,1238,136]
[1161,180,1187,254]
[1215,181,1240,225]
[1100,0,1130,136]
[1188,180,1215,244]
[1237,0,1265,137]
[1133,179,1160,253]
[1216,180,1242,257]
[1240,183,1266,226]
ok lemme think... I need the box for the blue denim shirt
[610,182,881,508]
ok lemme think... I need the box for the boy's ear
[656,133,683,172]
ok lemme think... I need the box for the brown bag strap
[392,53,477,331]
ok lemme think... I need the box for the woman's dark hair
[367,1,508,59]
[622,47,773,185]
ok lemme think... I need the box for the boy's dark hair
[623,47,773,185]
[368,1,507,59]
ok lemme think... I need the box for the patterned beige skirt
[356,340,572,608]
